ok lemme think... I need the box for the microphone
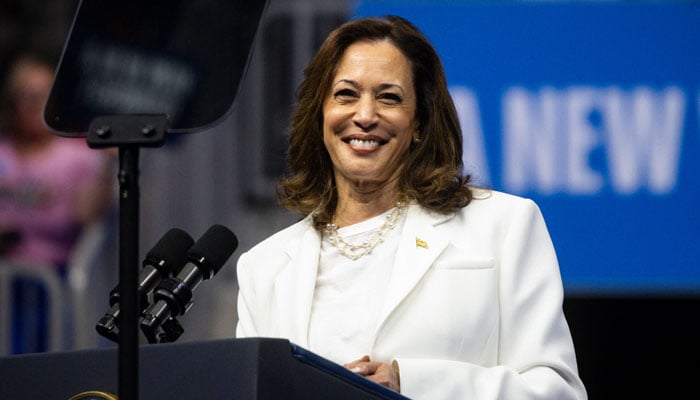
[95,228,194,342]
[140,224,238,343]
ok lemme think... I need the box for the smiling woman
[322,40,416,223]
[235,15,587,400]
[278,16,472,230]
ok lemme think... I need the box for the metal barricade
[0,260,65,355]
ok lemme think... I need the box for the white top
[308,208,405,364]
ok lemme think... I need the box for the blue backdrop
[354,1,700,294]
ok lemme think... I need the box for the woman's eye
[379,93,402,103]
[334,89,356,99]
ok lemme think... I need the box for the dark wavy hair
[278,15,473,229]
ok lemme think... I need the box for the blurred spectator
[0,52,115,353]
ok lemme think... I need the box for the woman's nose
[352,97,378,129]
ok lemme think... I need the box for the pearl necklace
[324,200,408,261]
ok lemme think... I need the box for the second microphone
[140,224,238,343]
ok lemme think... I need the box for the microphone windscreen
[187,224,238,276]
[145,228,195,268]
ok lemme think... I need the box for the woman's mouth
[347,138,381,149]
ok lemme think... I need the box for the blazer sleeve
[394,199,587,400]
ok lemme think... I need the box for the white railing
[0,215,118,355]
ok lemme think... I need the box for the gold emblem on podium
[68,391,118,400]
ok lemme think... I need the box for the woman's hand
[344,355,401,392]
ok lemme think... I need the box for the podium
[0,338,408,399]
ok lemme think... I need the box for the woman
[236,16,587,399]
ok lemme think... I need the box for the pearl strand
[325,200,408,261]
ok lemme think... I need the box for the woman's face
[9,62,54,139]
[322,39,417,194]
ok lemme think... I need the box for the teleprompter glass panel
[44,0,268,136]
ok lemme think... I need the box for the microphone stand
[87,114,168,400]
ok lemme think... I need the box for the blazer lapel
[376,205,453,332]
[271,208,454,348]
[273,220,321,347]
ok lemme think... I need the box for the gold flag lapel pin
[416,238,428,249]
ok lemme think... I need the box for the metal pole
[118,146,140,400]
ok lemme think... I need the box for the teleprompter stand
[44,1,270,397]
[87,114,168,400]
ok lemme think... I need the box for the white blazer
[236,190,587,400]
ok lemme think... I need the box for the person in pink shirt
[0,52,114,353]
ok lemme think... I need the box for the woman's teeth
[349,139,380,148]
